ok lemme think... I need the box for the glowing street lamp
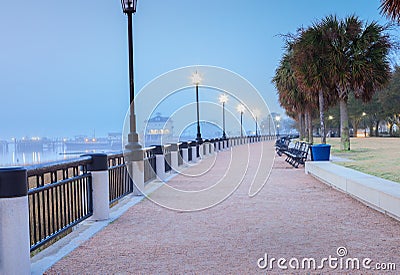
[120,0,142,160]
[328,115,333,137]
[275,115,281,136]
[237,104,246,137]
[362,112,367,137]
[191,71,203,145]
[253,109,260,136]
[219,94,229,139]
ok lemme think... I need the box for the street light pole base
[124,133,143,161]
[196,136,203,144]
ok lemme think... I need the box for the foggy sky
[0,0,392,140]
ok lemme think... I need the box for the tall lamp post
[191,71,203,144]
[268,114,271,137]
[219,94,229,139]
[237,104,245,137]
[362,112,367,137]
[121,0,142,160]
[253,109,260,137]
[275,115,281,137]
[328,115,333,137]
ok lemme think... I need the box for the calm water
[0,144,114,167]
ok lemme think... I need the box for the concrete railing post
[154,145,168,181]
[169,143,180,171]
[0,167,30,275]
[126,150,145,196]
[210,139,216,153]
[181,142,189,163]
[131,159,144,196]
[199,143,205,159]
[204,140,211,156]
[191,142,198,163]
[215,139,219,152]
[202,141,207,157]
[86,154,109,221]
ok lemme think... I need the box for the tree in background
[378,66,400,135]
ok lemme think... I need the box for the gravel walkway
[46,141,400,274]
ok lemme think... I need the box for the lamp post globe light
[328,115,333,137]
[191,71,203,144]
[236,104,245,137]
[362,112,367,137]
[275,115,281,137]
[253,109,260,137]
[121,0,142,160]
[219,94,229,140]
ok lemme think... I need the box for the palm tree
[323,15,391,150]
[380,0,400,22]
[291,25,336,144]
[272,52,305,136]
[272,48,317,143]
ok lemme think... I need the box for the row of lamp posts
[120,0,283,166]
[190,71,264,142]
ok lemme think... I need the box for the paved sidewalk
[46,141,400,274]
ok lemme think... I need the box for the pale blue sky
[0,0,394,139]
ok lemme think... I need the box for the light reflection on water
[1,145,115,167]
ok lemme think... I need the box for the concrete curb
[305,161,400,221]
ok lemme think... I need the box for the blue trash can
[310,144,331,161]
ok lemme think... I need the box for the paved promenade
[46,141,400,274]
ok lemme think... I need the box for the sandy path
[46,141,400,274]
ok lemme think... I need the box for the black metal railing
[188,145,193,161]
[27,156,93,252]
[144,147,157,183]
[108,153,133,204]
[164,145,172,173]
[178,145,183,166]
[23,135,275,253]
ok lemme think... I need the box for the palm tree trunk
[304,111,310,142]
[298,112,304,140]
[318,89,326,144]
[339,99,350,150]
[300,113,306,140]
[353,120,359,138]
[307,109,314,144]
[369,122,375,136]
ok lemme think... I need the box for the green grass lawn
[325,137,400,183]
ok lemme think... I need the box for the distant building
[144,113,173,146]
[108,133,122,150]
[179,121,222,141]
[0,140,7,154]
